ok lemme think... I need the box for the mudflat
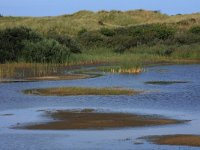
[17,109,186,130]
[147,135,200,147]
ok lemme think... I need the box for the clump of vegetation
[24,87,139,96]
[78,28,87,36]
[47,33,81,54]
[78,23,177,54]
[189,26,200,34]
[0,26,42,63]
[100,28,115,36]
[0,27,82,63]
[78,31,104,47]
[22,39,70,63]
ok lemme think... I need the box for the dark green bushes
[48,34,81,53]
[0,27,73,63]
[0,26,42,63]
[78,28,87,36]
[78,32,104,47]
[100,28,115,36]
[22,39,70,63]
[78,23,177,53]
[189,26,200,34]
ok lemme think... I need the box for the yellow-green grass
[0,62,101,80]
[147,135,200,147]
[24,87,140,96]
[16,109,185,130]
[1,49,199,79]
[1,10,200,36]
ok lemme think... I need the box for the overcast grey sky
[1,0,200,16]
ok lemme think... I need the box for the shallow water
[0,64,200,150]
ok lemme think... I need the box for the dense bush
[100,28,115,36]
[0,26,42,63]
[78,32,104,47]
[173,32,200,44]
[189,26,200,34]
[49,34,81,53]
[22,39,70,63]
[78,23,177,53]
[0,27,74,63]
[125,24,176,42]
[78,28,87,36]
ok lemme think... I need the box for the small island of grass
[24,87,140,96]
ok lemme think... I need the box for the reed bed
[0,63,66,79]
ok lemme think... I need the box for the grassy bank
[0,10,200,79]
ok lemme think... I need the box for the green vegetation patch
[24,87,140,96]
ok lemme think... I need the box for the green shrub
[127,24,175,41]
[22,39,70,63]
[78,28,87,36]
[189,26,200,34]
[49,34,81,53]
[0,26,42,63]
[173,32,200,44]
[78,32,103,47]
[100,28,115,36]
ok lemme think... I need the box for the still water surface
[0,64,200,150]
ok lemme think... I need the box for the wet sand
[17,109,186,130]
[147,135,200,147]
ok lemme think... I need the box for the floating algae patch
[23,87,140,96]
[15,109,186,130]
[145,135,200,147]
[145,81,189,85]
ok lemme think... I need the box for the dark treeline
[0,27,81,63]
[0,24,200,63]
[78,24,200,53]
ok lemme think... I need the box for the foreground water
[0,64,200,150]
